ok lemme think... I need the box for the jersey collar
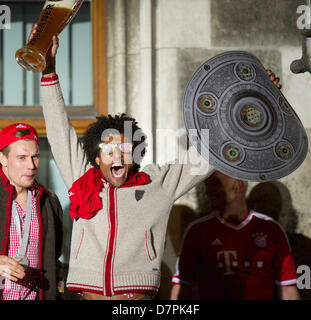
[216,209,253,230]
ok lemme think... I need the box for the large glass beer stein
[15,0,84,73]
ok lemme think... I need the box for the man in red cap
[0,123,63,300]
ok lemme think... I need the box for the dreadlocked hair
[82,113,147,173]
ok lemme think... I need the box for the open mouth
[111,164,125,179]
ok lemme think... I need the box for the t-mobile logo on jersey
[217,250,238,275]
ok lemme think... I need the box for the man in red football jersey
[170,171,300,300]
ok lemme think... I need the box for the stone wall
[106,0,311,299]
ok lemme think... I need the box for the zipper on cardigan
[103,185,117,296]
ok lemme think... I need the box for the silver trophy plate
[183,51,308,181]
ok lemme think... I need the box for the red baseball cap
[0,123,39,150]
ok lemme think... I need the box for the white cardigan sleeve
[144,146,215,202]
[40,75,91,188]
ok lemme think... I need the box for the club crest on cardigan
[135,190,145,201]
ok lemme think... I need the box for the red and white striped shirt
[0,183,40,300]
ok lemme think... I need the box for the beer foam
[44,0,77,10]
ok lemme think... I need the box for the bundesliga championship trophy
[183,51,308,181]
[15,0,84,73]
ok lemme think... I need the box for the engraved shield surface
[183,51,308,181]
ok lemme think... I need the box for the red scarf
[68,167,151,220]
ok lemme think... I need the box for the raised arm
[36,30,90,187]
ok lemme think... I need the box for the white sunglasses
[99,142,133,155]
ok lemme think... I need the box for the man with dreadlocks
[34,29,214,300]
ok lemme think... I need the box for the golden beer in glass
[15,0,84,73]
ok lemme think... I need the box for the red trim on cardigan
[111,190,118,295]
[40,74,59,84]
[114,285,159,290]
[110,288,158,295]
[66,283,158,296]
[67,282,159,290]
[67,286,103,296]
[102,191,110,296]
[104,186,117,296]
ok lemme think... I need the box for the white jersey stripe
[275,278,297,286]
